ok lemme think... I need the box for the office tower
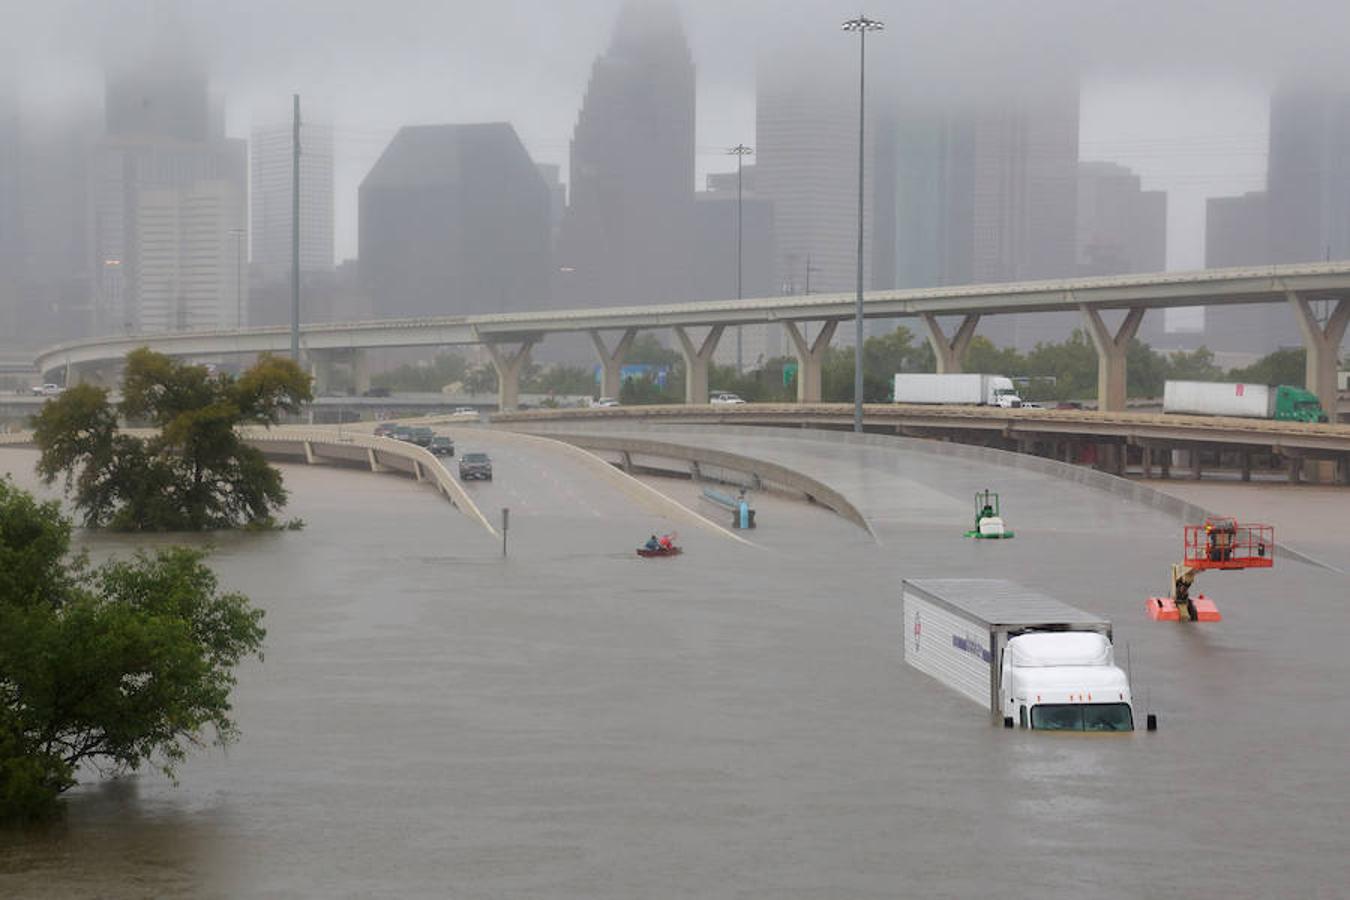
[555,0,696,307]
[1267,85,1350,264]
[1076,161,1167,275]
[756,56,869,300]
[536,163,566,243]
[251,118,334,288]
[91,12,246,335]
[358,123,551,318]
[0,84,19,347]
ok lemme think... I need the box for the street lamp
[728,143,754,374]
[842,13,883,433]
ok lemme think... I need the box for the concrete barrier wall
[493,425,876,541]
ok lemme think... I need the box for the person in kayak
[658,534,673,551]
[644,535,660,551]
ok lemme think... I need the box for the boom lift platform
[1147,516,1273,622]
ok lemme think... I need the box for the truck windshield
[1031,703,1133,732]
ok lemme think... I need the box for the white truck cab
[1000,632,1134,731]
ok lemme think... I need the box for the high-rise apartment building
[135,181,245,331]
[251,119,334,287]
[359,123,551,319]
[555,0,696,307]
[1076,161,1166,276]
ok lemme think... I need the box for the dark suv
[458,452,492,481]
[428,435,455,457]
[407,426,435,447]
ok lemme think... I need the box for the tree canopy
[0,479,265,820]
[32,349,311,531]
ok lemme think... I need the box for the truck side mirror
[1146,714,1158,731]
[1003,716,1014,729]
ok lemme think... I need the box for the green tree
[1165,346,1225,383]
[372,352,468,393]
[0,479,265,820]
[1229,348,1306,387]
[1126,339,1169,398]
[524,364,597,396]
[32,349,311,531]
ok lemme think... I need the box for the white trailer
[902,578,1138,732]
[1163,380,1272,418]
[892,373,1022,407]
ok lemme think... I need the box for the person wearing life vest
[658,534,673,551]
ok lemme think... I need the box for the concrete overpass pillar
[1081,305,1144,413]
[307,351,337,395]
[784,320,838,404]
[590,328,637,400]
[352,349,372,397]
[484,339,536,412]
[1287,293,1349,418]
[674,325,724,405]
[921,313,980,374]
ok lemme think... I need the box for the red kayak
[636,546,682,558]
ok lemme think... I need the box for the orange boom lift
[1147,516,1274,622]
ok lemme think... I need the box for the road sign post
[501,507,509,557]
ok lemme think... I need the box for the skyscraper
[91,12,246,335]
[251,119,334,287]
[0,83,20,347]
[359,123,551,319]
[756,55,869,299]
[555,0,696,307]
[1267,85,1350,264]
[1076,161,1166,276]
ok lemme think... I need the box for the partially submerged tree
[0,479,265,820]
[32,349,311,530]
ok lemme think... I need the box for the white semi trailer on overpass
[902,579,1144,732]
[892,374,1022,407]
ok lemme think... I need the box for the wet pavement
[1,426,1348,899]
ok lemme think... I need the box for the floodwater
[1,426,1348,899]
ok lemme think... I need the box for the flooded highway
[1,427,1348,899]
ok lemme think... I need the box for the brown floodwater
[1,429,1347,899]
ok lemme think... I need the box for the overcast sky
[7,0,1348,269]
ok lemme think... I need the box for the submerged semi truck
[892,374,1023,407]
[1162,380,1327,423]
[902,579,1141,732]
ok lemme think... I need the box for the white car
[31,384,64,397]
[710,392,746,405]
[450,406,478,417]
[591,397,620,408]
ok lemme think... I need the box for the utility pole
[842,14,884,433]
[291,93,301,363]
[728,144,754,374]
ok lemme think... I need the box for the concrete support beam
[484,340,537,412]
[1081,305,1145,413]
[590,328,637,400]
[674,326,724,405]
[1287,293,1349,417]
[367,448,385,473]
[1141,446,1152,479]
[783,320,839,404]
[303,441,317,465]
[352,349,372,397]
[1190,448,1202,481]
[1241,451,1252,482]
[308,350,336,396]
[412,459,424,482]
[921,313,980,374]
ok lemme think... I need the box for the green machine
[964,490,1014,539]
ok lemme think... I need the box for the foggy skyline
[4,1,1348,269]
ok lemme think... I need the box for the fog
[3,0,1349,353]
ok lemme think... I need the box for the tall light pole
[842,13,883,433]
[728,143,754,373]
[291,93,301,363]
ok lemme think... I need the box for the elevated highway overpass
[494,403,1350,484]
[33,262,1350,418]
